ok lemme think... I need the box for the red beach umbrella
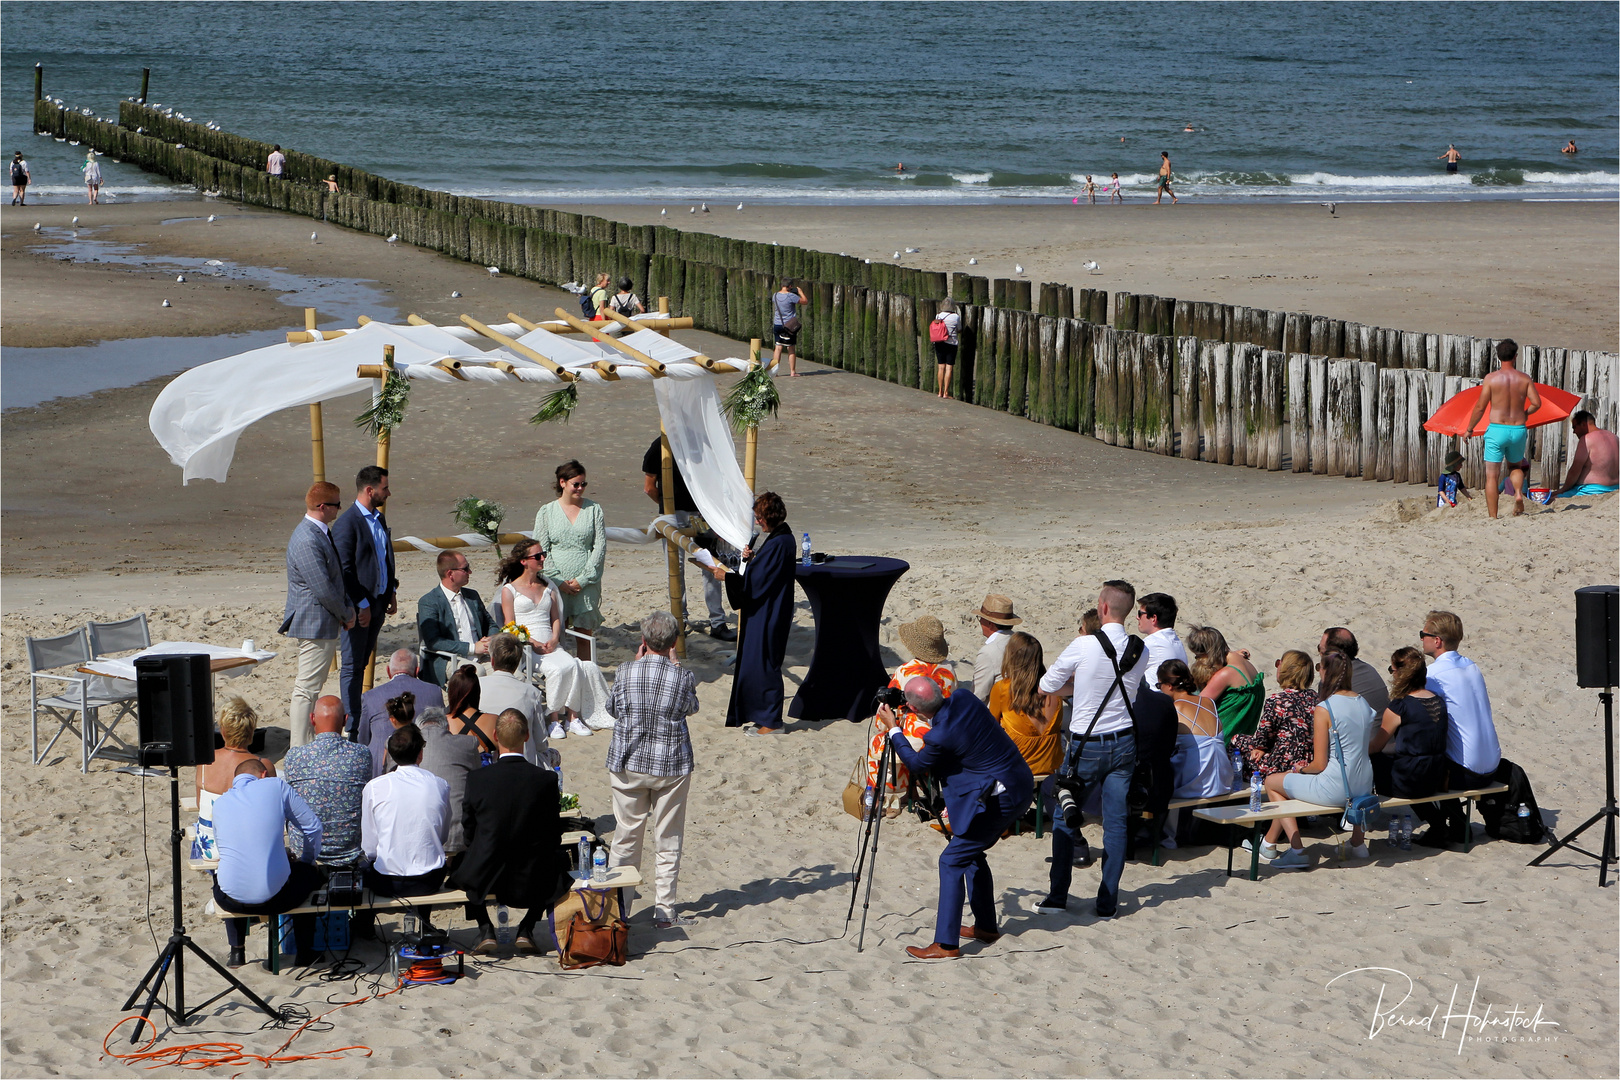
[1423,382,1583,436]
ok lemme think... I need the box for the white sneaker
[1242,838,1284,861]
[567,718,593,738]
[549,721,567,741]
[1348,843,1371,859]
[1270,848,1310,870]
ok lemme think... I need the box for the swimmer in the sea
[1438,143,1461,174]
[1562,140,1578,155]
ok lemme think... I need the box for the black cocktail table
[788,556,909,723]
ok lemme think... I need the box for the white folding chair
[26,628,140,772]
[84,614,150,764]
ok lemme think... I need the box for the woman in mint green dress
[534,459,606,660]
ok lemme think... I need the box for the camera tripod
[1530,689,1617,887]
[845,734,899,952]
[121,763,278,1042]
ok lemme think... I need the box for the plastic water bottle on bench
[801,531,813,566]
[578,835,592,878]
[592,843,609,883]
[1248,771,1265,813]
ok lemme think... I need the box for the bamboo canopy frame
[275,301,771,678]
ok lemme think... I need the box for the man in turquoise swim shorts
[1464,338,1541,518]
[1552,410,1619,499]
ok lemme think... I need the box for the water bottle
[1389,815,1402,849]
[801,532,813,566]
[577,835,591,877]
[402,911,419,939]
[1248,771,1264,813]
[1399,813,1412,850]
[863,784,875,810]
[1517,803,1531,828]
[1229,749,1245,788]
[495,904,511,945]
[591,843,608,883]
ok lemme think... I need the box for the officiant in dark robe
[710,491,796,734]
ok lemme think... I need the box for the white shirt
[1425,651,1501,775]
[441,584,476,646]
[1040,624,1149,737]
[361,765,449,877]
[972,630,1011,701]
[303,512,332,536]
[1142,627,1189,685]
[267,150,285,175]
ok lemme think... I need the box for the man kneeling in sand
[1463,339,1541,519]
[1552,410,1619,500]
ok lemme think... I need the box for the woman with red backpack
[930,299,960,399]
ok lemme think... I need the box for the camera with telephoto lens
[873,685,907,712]
[1054,779,1084,829]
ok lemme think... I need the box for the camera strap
[1062,631,1144,774]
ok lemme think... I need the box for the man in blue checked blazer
[280,482,356,747]
[877,678,1033,960]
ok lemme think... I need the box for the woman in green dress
[1187,624,1264,744]
[533,459,606,661]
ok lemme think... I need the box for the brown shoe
[904,942,961,960]
[960,924,1002,944]
[473,936,499,955]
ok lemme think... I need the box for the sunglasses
[523,551,544,561]
[450,564,470,574]
[1419,631,1438,640]
[319,501,341,509]
[569,480,588,489]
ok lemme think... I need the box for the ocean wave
[952,172,991,184]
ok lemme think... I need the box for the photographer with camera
[1036,580,1150,920]
[876,676,1033,959]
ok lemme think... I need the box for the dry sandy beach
[2,199,1617,1078]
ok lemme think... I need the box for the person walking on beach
[266,144,285,179]
[10,151,30,206]
[1438,144,1461,174]
[1107,172,1122,203]
[81,151,102,205]
[1155,152,1177,205]
[1463,338,1541,518]
[771,279,809,377]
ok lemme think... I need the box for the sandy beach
[2,199,1617,1078]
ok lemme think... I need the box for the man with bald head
[283,695,373,867]
[877,674,1033,959]
[359,649,443,747]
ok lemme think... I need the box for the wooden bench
[212,864,643,974]
[1193,785,1509,880]
[1147,787,1251,865]
[186,829,594,873]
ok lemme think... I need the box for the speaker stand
[121,765,279,1041]
[1529,690,1617,887]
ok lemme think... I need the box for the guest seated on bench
[370,691,417,778]
[1261,651,1375,868]
[1416,611,1502,846]
[211,758,324,970]
[1189,625,1264,744]
[359,723,451,933]
[446,666,501,766]
[283,694,371,867]
[1370,647,1449,805]
[988,631,1062,779]
[448,712,565,955]
[193,696,275,861]
[1160,660,1234,799]
[1233,651,1318,782]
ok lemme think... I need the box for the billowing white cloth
[649,354,756,553]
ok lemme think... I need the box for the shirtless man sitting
[1552,410,1619,499]
[1463,338,1541,518]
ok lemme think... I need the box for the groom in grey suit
[280,482,357,746]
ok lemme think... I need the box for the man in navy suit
[331,466,398,730]
[878,677,1033,959]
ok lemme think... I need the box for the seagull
[1083,260,1100,273]
[689,206,696,213]
[772,240,778,245]
[176,274,186,282]
[386,233,399,243]
[32,222,41,231]
[905,247,919,253]
[207,214,217,223]
[310,231,319,242]
[450,290,461,298]
[205,259,223,265]
[1321,202,1338,217]
[700,202,709,213]
[486,266,500,275]
[71,216,79,226]
[893,251,901,259]
[1014,264,1024,274]
[968,257,977,265]
[661,208,667,216]
[162,299,171,307]
[736,203,743,210]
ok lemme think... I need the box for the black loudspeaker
[1576,586,1620,689]
[136,654,216,768]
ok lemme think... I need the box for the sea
[3,1,1616,206]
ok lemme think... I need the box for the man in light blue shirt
[1416,610,1502,846]
[211,759,325,968]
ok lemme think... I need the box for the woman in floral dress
[533,459,606,661]
[1231,649,1318,777]
[867,615,956,797]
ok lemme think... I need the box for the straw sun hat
[898,615,949,664]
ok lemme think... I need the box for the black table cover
[788,556,910,723]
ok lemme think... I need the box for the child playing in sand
[1437,449,1471,508]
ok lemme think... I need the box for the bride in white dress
[495,539,613,739]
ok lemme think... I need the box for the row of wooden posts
[36,92,1616,495]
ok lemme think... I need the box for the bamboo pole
[551,308,665,375]
[459,315,579,380]
[660,424,686,657]
[508,311,695,334]
[746,339,762,491]
[305,308,326,483]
